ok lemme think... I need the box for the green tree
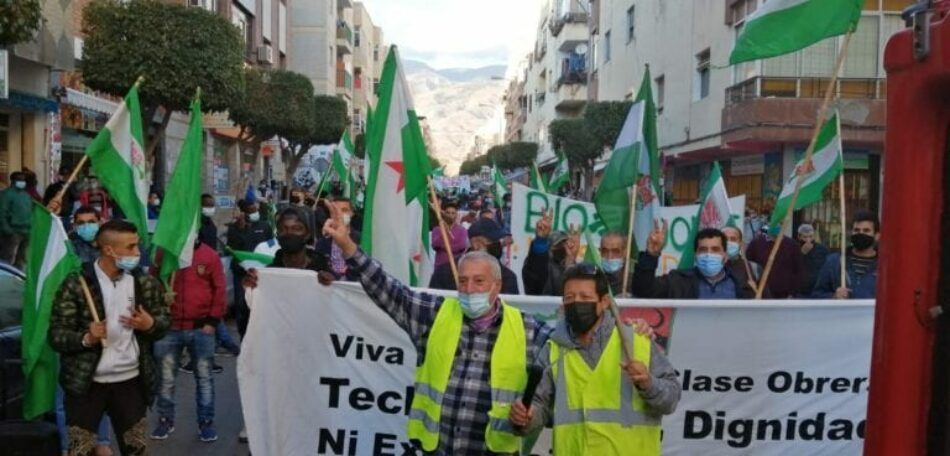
[0,0,43,47]
[584,101,634,150]
[281,95,348,178]
[549,118,601,198]
[504,142,539,169]
[80,0,244,158]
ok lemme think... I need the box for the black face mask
[851,233,875,250]
[290,196,302,205]
[486,242,503,260]
[565,301,600,336]
[551,247,567,263]
[278,234,307,254]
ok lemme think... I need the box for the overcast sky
[359,0,543,70]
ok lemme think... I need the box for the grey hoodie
[517,310,682,434]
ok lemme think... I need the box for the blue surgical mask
[727,241,741,259]
[14,181,26,190]
[602,258,624,274]
[76,223,99,242]
[115,255,140,272]
[248,211,261,222]
[458,292,493,318]
[696,253,725,278]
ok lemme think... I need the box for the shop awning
[64,88,118,115]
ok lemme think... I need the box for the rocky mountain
[404,60,507,175]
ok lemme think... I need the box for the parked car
[0,262,24,420]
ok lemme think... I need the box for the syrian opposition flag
[228,247,275,270]
[361,46,434,286]
[491,162,507,203]
[333,130,358,200]
[529,160,547,192]
[547,152,570,192]
[770,111,844,227]
[594,68,662,252]
[22,203,81,419]
[680,161,733,269]
[85,81,149,242]
[152,96,203,284]
[730,0,862,65]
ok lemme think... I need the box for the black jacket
[522,239,567,296]
[226,219,273,273]
[429,257,521,294]
[632,252,756,299]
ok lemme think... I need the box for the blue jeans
[55,384,112,448]
[215,320,240,352]
[154,329,215,423]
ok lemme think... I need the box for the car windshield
[0,270,24,330]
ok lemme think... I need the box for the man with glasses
[509,263,681,455]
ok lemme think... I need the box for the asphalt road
[148,350,250,456]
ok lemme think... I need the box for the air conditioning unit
[257,45,274,64]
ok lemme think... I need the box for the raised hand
[535,208,554,239]
[646,219,668,257]
[323,202,358,257]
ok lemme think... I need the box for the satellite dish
[574,43,589,55]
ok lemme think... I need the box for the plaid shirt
[347,250,552,455]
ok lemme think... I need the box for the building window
[604,30,611,63]
[262,0,272,41]
[373,77,380,94]
[626,6,635,43]
[695,49,711,100]
[655,75,665,113]
[354,68,362,89]
[231,5,252,55]
[354,26,361,47]
[278,1,287,54]
[373,44,380,61]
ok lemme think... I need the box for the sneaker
[179,362,194,374]
[238,426,248,443]
[150,418,175,440]
[212,363,224,374]
[198,420,218,442]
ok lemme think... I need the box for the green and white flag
[583,228,602,267]
[22,203,81,419]
[228,247,274,270]
[730,0,863,65]
[152,95,203,284]
[548,152,570,192]
[594,68,662,252]
[361,46,433,286]
[333,130,358,200]
[85,82,149,242]
[770,111,844,227]
[681,161,733,269]
[529,161,547,192]
[491,162,507,203]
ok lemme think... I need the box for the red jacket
[157,243,227,330]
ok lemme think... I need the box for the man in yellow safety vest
[509,262,682,455]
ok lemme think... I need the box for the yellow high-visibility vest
[407,298,527,452]
[549,327,662,455]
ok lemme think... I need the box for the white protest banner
[509,184,746,291]
[239,270,873,456]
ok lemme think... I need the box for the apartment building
[351,2,386,136]
[592,0,912,246]
[518,0,592,167]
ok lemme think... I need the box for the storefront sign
[730,155,764,176]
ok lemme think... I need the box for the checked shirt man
[322,203,552,455]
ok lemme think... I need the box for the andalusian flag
[529,161,547,192]
[680,161,733,269]
[583,229,602,267]
[228,247,274,270]
[85,81,149,242]
[152,95,203,284]
[770,111,844,227]
[361,46,433,286]
[547,152,570,191]
[22,204,81,418]
[333,130,358,200]
[730,0,862,65]
[491,162,507,203]
[594,68,662,252]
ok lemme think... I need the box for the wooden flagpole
[755,31,853,299]
[620,186,640,297]
[838,173,848,292]
[427,176,459,287]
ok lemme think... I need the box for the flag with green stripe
[547,152,570,192]
[22,203,81,418]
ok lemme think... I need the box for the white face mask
[202,207,215,217]
[342,214,352,226]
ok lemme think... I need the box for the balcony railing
[550,12,589,36]
[726,76,886,105]
[336,69,353,90]
[337,22,353,44]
